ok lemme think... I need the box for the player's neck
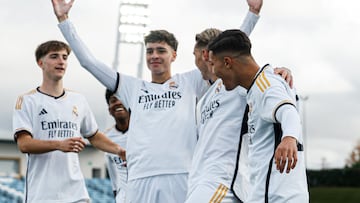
[115,121,129,133]
[151,72,171,84]
[239,64,260,90]
[209,75,218,83]
[39,80,64,98]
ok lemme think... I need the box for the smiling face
[208,51,238,90]
[146,41,176,78]
[38,49,68,82]
[108,95,129,121]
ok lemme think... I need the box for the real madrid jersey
[188,79,248,198]
[117,70,208,180]
[12,88,98,203]
[104,126,128,199]
[246,65,308,202]
[56,10,260,182]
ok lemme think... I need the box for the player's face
[193,46,211,80]
[38,50,68,81]
[208,51,237,90]
[146,42,176,76]
[108,95,129,120]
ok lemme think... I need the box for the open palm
[51,0,74,17]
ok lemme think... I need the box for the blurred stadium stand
[1,134,115,202]
[0,176,114,203]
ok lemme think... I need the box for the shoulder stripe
[255,71,271,92]
[209,184,228,203]
[15,96,23,110]
[15,89,36,110]
[261,71,271,87]
[255,79,264,92]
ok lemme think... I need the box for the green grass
[310,187,360,203]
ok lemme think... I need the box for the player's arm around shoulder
[274,67,294,88]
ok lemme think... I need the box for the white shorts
[115,189,126,203]
[126,173,188,203]
[185,182,241,203]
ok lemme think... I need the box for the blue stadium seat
[2,177,114,203]
[86,178,114,203]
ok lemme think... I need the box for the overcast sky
[1,0,359,170]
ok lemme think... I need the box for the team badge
[72,106,78,117]
[169,81,178,89]
[215,81,222,93]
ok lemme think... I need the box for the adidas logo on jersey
[39,108,48,116]
[141,88,149,93]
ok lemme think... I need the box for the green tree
[346,140,360,169]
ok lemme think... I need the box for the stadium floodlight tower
[113,0,151,78]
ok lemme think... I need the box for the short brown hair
[195,28,222,49]
[35,40,71,62]
[144,30,178,51]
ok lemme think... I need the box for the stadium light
[113,0,151,78]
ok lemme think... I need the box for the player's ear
[171,50,177,62]
[37,58,43,67]
[223,57,232,68]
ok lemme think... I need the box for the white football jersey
[188,79,248,200]
[186,11,260,201]
[104,126,128,202]
[56,12,259,202]
[57,11,259,182]
[117,71,208,180]
[246,65,308,202]
[12,88,98,203]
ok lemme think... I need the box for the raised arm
[240,0,263,36]
[51,0,118,92]
[247,0,263,15]
[51,0,74,21]
[244,0,294,88]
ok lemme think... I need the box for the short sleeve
[12,96,33,140]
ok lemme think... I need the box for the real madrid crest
[169,81,178,89]
[72,106,78,117]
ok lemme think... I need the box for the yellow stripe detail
[255,71,271,93]
[217,186,228,203]
[258,76,268,90]
[15,96,23,110]
[209,184,228,203]
[255,79,265,92]
[261,71,271,87]
[15,89,37,110]
[258,72,269,90]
